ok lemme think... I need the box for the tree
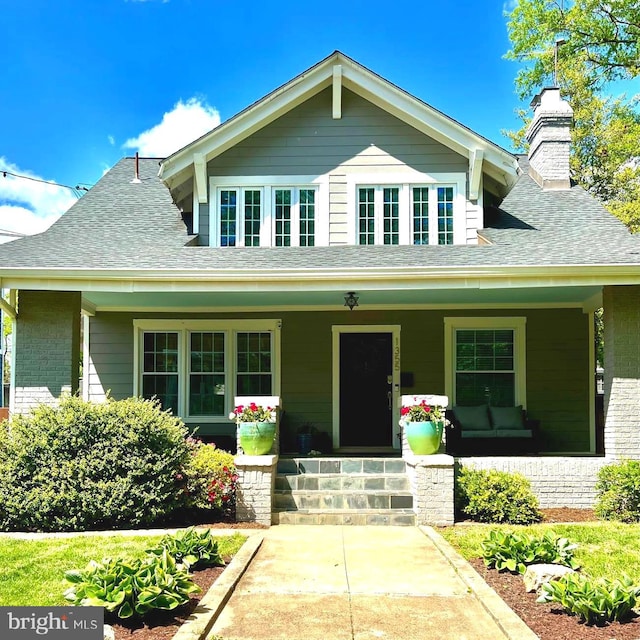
[506,0,639,95]
[505,0,640,231]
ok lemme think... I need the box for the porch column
[234,454,277,526]
[13,290,81,414]
[603,285,640,458]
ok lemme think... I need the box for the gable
[160,52,519,203]
[207,87,468,177]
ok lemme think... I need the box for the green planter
[238,421,276,455]
[404,420,443,455]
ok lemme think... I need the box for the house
[2,51,639,524]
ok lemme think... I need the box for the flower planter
[404,420,443,455]
[238,421,276,455]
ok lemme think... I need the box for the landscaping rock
[103,624,115,640]
[523,563,576,593]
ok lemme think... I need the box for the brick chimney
[525,87,573,189]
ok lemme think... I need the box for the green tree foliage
[504,1,640,231]
[506,0,639,92]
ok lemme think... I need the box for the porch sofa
[445,405,540,455]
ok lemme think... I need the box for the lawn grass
[439,522,640,582]
[0,531,247,606]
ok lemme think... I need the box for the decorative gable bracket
[469,149,484,201]
[194,153,207,205]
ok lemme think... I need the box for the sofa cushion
[489,405,525,430]
[453,405,491,430]
[494,429,533,439]
[460,430,498,439]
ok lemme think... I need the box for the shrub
[63,548,200,619]
[0,396,190,531]
[182,438,237,511]
[537,573,640,625]
[482,529,579,575]
[456,466,542,524]
[147,526,225,570]
[595,459,640,522]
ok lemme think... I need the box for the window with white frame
[214,185,317,248]
[355,183,459,246]
[135,320,280,421]
[444,317,526,407]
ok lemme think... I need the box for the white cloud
[123,98,221,157]
[0,157,77,238]
[107,134,115,146]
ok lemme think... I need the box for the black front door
[339,332,392,447]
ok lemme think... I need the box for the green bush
[537,573,640,626]
[482,529,579,575]
[0,396,190,532]
[595,459,640,522]
[147,526,225,570]
[63,548,200,619]
[456,466,542,524]
[182,438,237,511]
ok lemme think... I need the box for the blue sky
[0,0,527,236]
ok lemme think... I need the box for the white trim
[331,324,401,449]
[82,312,90,401]
[192,187,200,235]
[443,316,527,408]
[469,149,484,201]
[193,153,207,205]
[332,64,342,119]
[3,266,640,290]
[133,319,281,423]
[588,310,596,453]
[91,301,592,313]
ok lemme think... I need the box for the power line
[0,169,90,199]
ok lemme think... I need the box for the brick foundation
[235,455,278,526]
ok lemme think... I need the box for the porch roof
[0,157,638,297]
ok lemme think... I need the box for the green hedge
[456,466,542,524]
[0,396,190,532]
[595,459,640,522]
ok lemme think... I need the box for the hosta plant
[537,573,640,626]
[482,529,580,575]
[147,526,224,570]
[63,548,201,619]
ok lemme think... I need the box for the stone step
[277,457,406,476]
[275,473,410,492]
[274,490,413,511]
[273,509,416,526]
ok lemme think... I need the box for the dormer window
[211,178,323,248]
[352,180,461,246]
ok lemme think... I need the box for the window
[134,320,280,422]
[354,182,459,246]
[383,187,399,245]
[189,332,225,416]
[412,187,429,245]
[444,317,526,408]
[299,189,315,247]
[437,187,454,245]
[142,332,179,413]
[214,184,318,248]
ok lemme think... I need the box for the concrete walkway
[209,525,537,640]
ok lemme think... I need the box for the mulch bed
[467,507,640,640]
[109,565,225,640]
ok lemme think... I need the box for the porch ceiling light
[344,291,359,311]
